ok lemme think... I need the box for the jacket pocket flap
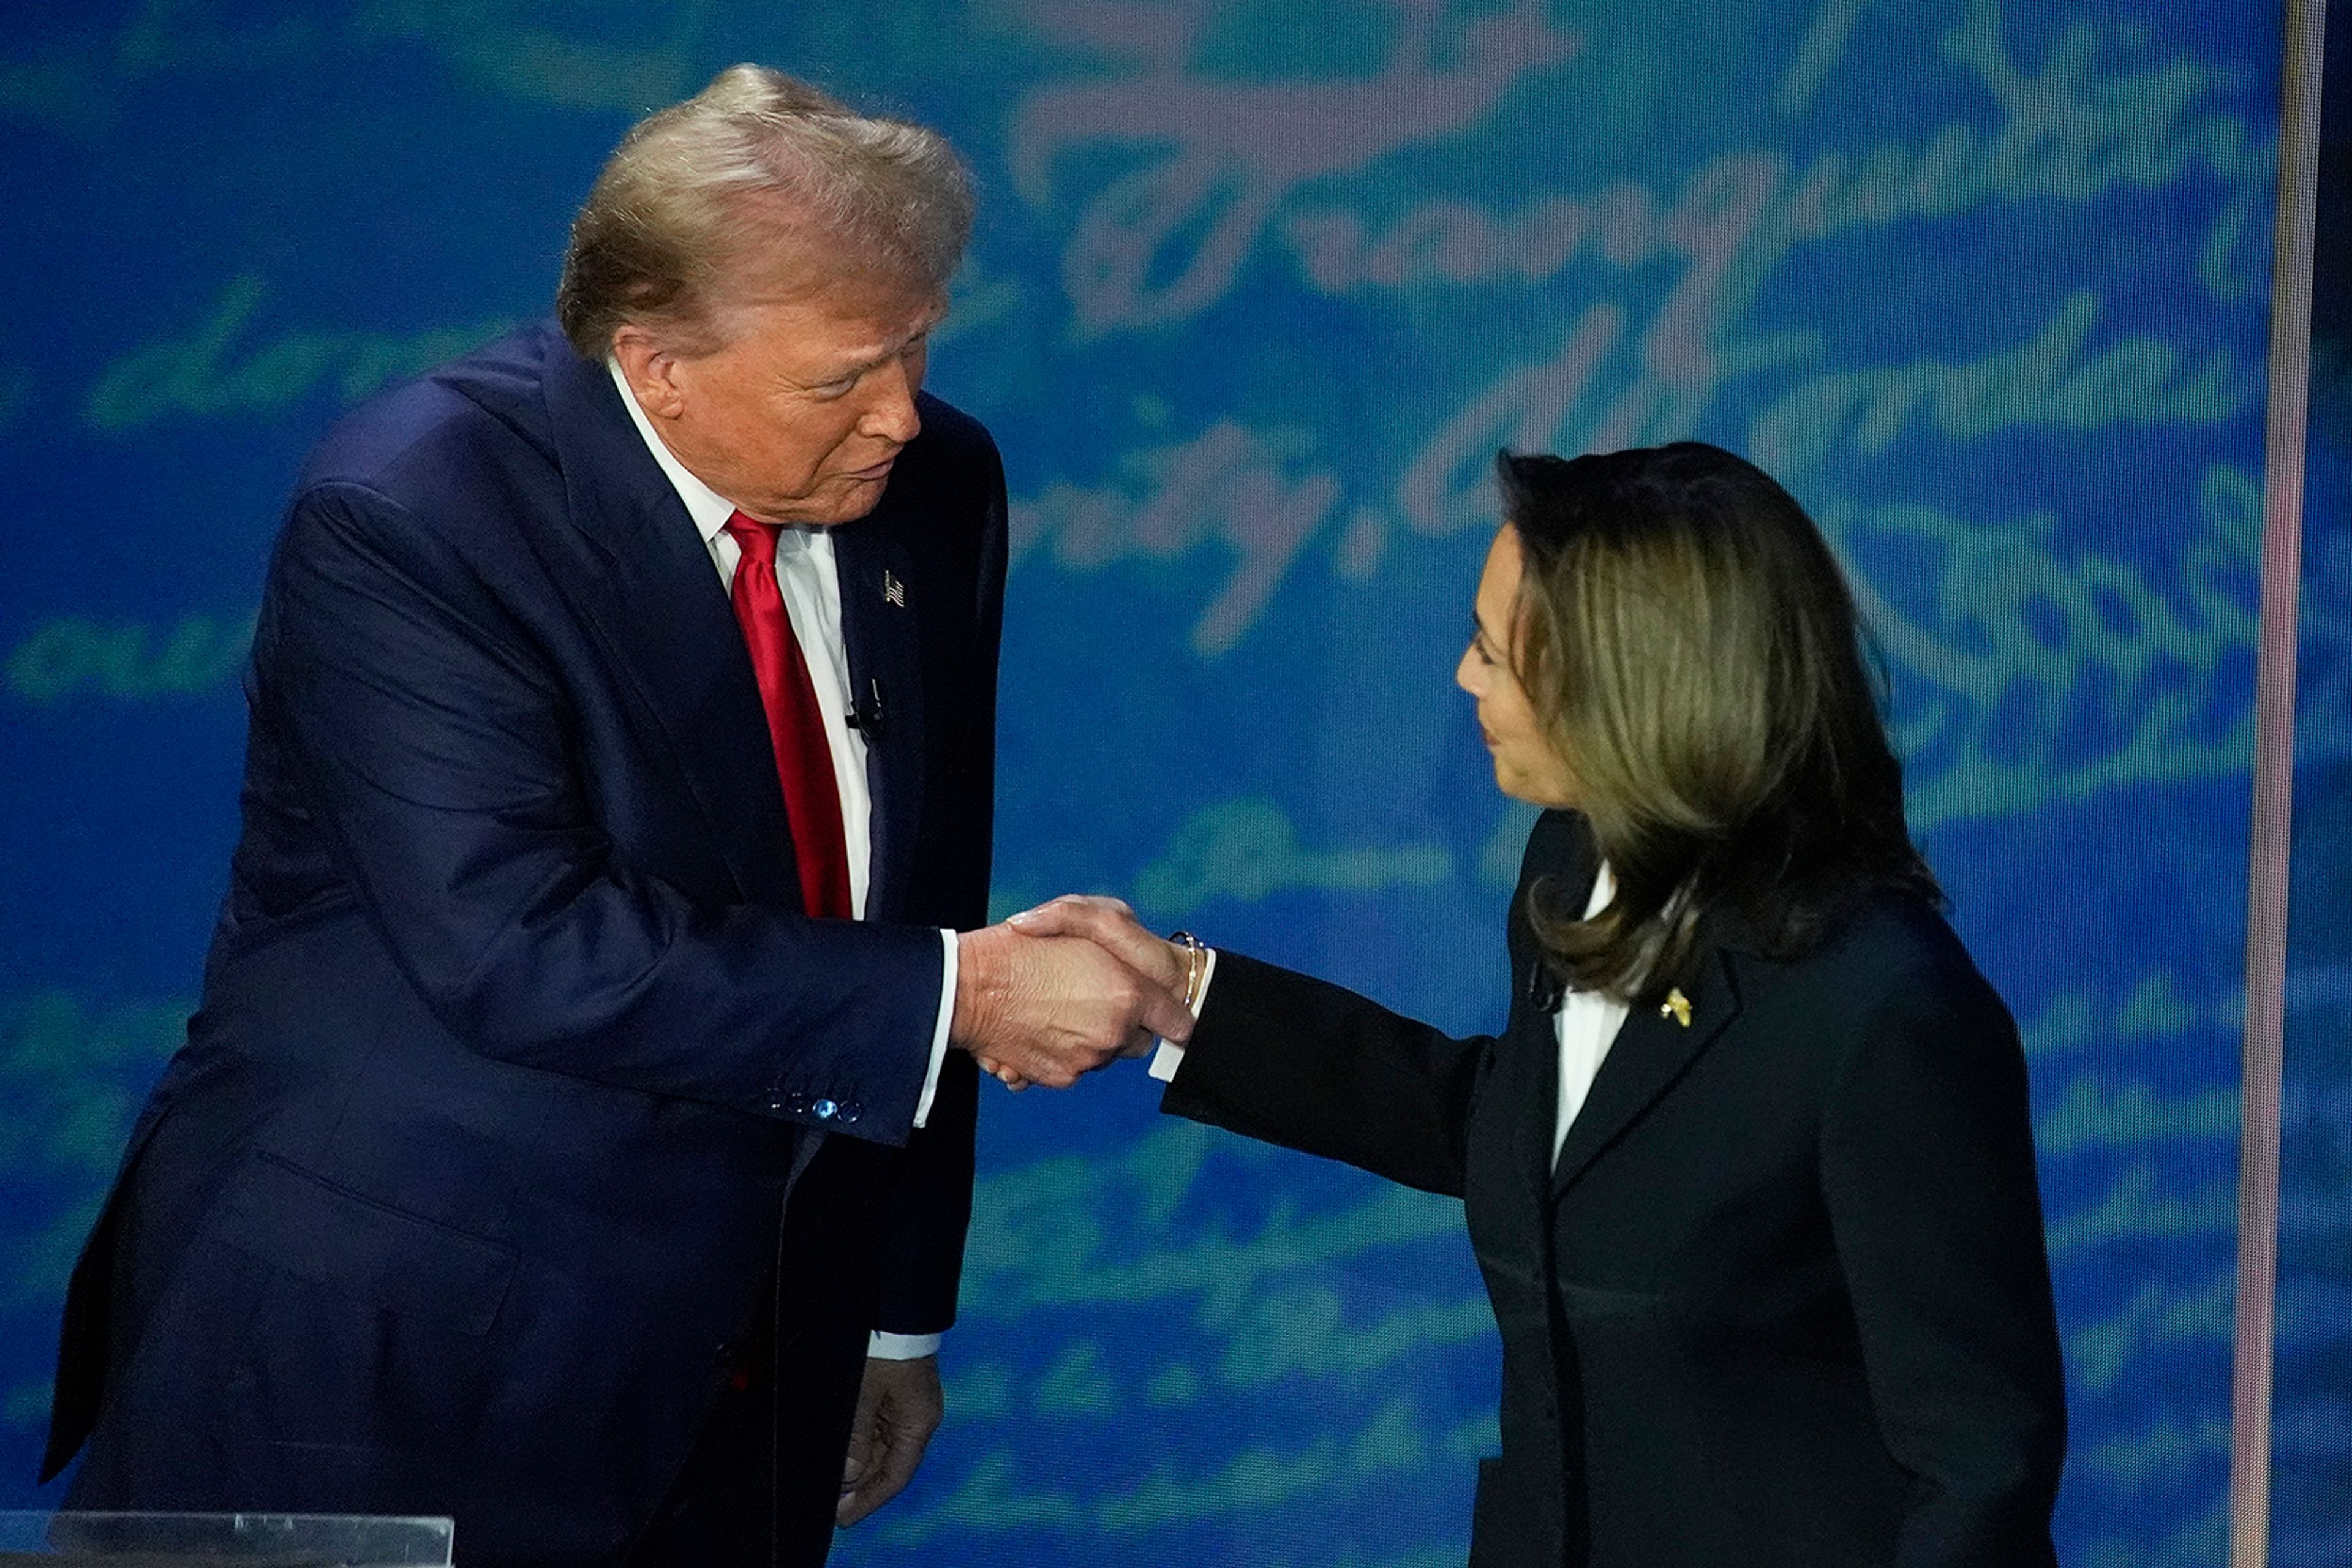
[1556,1281,1668,1317]
[216,1155,515,1335]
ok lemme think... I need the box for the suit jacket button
[782,1090,810,1115]
[814,1098,837,1120]
[766,1096,785,1114]
[837,1099,862,1125]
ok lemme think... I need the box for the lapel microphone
[845,678,886,737]
[1526,962,1564,1014]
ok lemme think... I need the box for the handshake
[948,896,1193,1090]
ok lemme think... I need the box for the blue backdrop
[0,2,2333,1565]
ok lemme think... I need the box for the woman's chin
[1494,770,1574,812]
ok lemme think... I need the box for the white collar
[606,357,742,550]
[1585,862,1615,918]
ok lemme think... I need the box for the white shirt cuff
[867,1330,943,1360]
[1147,946,1216,1082]
[912,929,956,1129]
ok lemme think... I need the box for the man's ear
[611,326,685,419]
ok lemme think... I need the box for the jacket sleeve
[1157,950,1495,1197]
[1157,810,1585,1197]
[258,479,943,1145]
[869,429,1007,1336]
[1819,959,2068,1567]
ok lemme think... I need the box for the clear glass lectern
[0,1513,453,1567]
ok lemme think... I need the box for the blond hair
[556,64,974,358]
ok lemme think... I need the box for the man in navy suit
[41,66,1188,1567]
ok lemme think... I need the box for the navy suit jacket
[43,323,1005,1566]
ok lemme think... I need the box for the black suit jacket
[45,323,1005,1567]
[1163,810,2065,1568]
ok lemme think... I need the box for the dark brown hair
[1498,442,1939,1001]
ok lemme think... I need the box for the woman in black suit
[1014,443,2067,1568]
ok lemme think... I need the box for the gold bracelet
[1169,929,1205,1011]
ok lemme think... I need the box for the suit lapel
[831,522,925,924]
[537,343,800,909]
[1510,1000,1566,1209]
[1550,945,1744,1200]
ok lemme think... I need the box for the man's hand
[837,1354,944,1527]
[1007,895,1186,994]
[951,919,1192,1089]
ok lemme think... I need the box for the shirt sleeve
[911,927,957,1128]
[1147,947,1218,1082]
[866,1330,944,1360]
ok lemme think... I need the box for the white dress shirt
[1150,865,1628,1173]
[610,360,951,1360]
[1551,865,1629,1163]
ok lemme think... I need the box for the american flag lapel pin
[883,570,906,608]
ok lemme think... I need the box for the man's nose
[859,360,922,445]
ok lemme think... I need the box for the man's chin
[829,471,893,524]
[775,472,892,529]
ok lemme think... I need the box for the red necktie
[722,512,854,919]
